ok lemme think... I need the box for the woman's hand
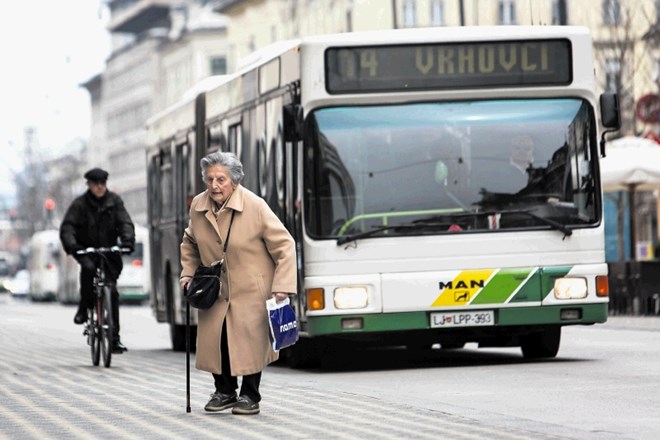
[180,276,192,293]
[272,292,288,303]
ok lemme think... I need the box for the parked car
[7,269,30,297]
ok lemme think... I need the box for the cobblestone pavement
[1,297,642,440]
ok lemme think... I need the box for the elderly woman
[179,151,297,415]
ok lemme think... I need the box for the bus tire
[170,322,197,352]
[520,326,561,359]
[284,338,318,369]
[170,323,186,352]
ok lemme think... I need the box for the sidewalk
[603,315,660,331]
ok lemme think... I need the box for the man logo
[439,279,485,290]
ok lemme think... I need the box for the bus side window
[228,124,242,160]
[160,148,174,220]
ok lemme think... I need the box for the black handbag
[186,262,223,309]
[184,211,235,309]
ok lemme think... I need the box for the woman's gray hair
[200,151,244,184]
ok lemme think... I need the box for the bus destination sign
[325,39,572,94]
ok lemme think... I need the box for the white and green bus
[147,26,620,366]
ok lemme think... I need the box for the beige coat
[180,185,297,376]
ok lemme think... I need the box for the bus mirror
[599,92,621,157]
[283,104,303,142]
[600,92,621,130]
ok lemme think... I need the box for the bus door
[174,134,192,243]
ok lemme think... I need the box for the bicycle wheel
[89,306,101,366]
[100,286,114,368]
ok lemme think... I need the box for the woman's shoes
[204,392,259,414]
[204,392,238,412]
[231,396,260,415]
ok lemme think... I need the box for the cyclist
[60,167,135,354]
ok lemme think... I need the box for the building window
[498,0,516,25]
[430,0,445,26]
[603,0,620,25]
[605,58,621,93]
[552,0,568,25]
[346,8,353,32]
[210,57,227,76]
[403,0,417,28]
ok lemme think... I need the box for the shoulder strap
[223,210,236,253]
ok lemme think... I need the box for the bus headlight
[554,278,588,299]
[333,286,368,309]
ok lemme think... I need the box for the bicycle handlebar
[75,246,132,255]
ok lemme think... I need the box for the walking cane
[185,288,191,413]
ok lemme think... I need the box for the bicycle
[76,246,131,368]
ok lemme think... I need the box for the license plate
[430,310,495,328]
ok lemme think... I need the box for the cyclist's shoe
[73,308,87,325]
[112,340,128,354]
[231,395,260,415]
[204,392,238,412]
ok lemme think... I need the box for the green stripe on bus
[510,268,542,303]
[471,267,533,305]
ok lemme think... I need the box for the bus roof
[299,25,591,46]
[146,75,232,146]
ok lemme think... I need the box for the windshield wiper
[414,208,573,238]
[515,209,573,238]
[336,222,447,246]
[337,207,573,246]
[337,225,399,246]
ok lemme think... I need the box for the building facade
[89,0,227,226]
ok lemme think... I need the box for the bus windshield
[304,98,599,239]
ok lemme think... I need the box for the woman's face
[205,164,234,205]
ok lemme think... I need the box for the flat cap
[84,167,109,182]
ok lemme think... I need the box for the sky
[0,0,110,204]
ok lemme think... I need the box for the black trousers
[212,320,262,403]
[80,267,121,340]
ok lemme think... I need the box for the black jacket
[60,190,135,277]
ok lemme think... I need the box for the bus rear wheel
[520,326,561,359]
[170,322,186,352]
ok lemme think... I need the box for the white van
[28,230,61,301]
[57,250,80,305]
[116,225,151,303]
[0,251,13,293]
